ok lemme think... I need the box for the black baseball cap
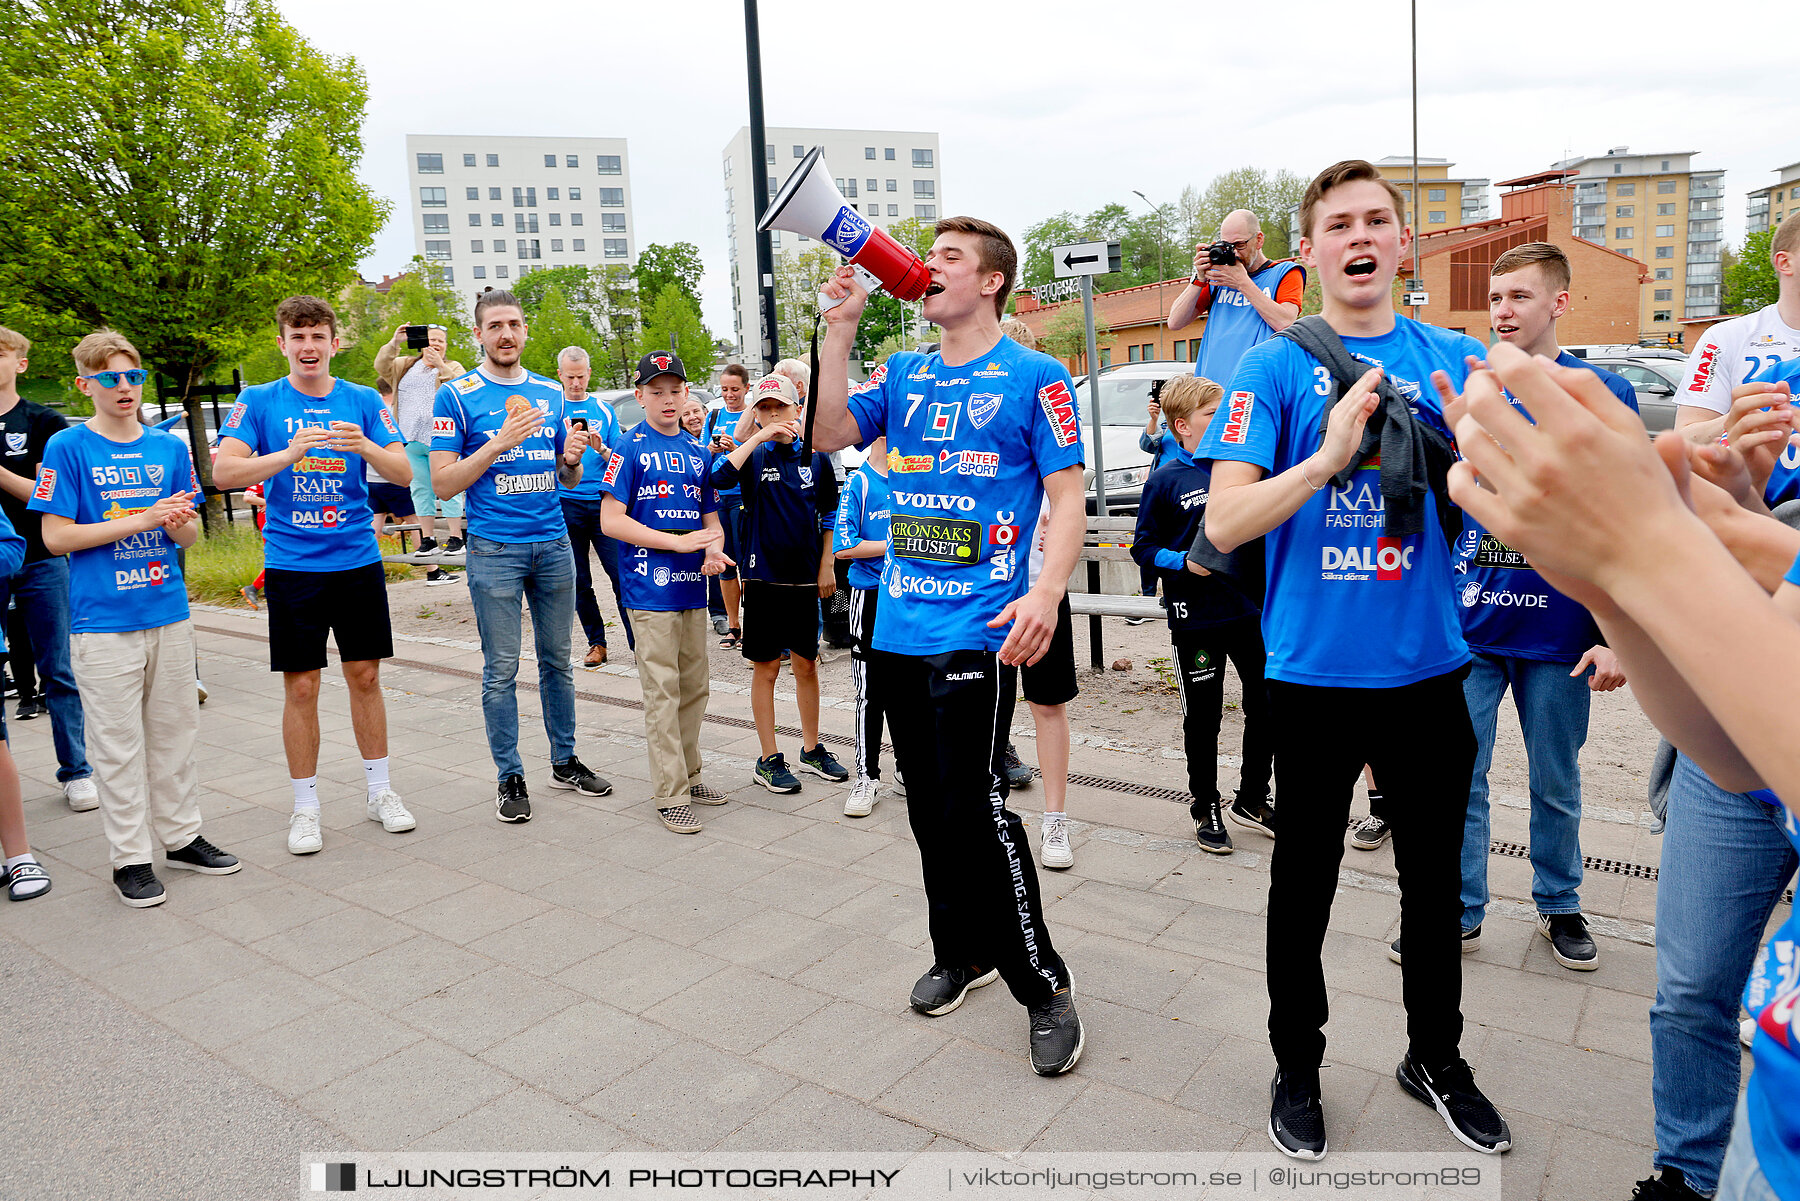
[634,351,687,385]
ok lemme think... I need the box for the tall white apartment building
[721,127,941,362]
[405,134,635,311]
[1746,161,1800,235]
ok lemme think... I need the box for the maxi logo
[1689,343,1718,393]
[32,467,55,501]
[1220,392,1254,445]
[889,515,981,566]
[924,401,960,442]
[1037,380,1079,448]
[432,415,456,437]
[851,364,888,396]
[602,452,623,487]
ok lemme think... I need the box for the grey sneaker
[1351,813,1391,850]
[1027,988,1084,1075]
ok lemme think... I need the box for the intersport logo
[893,492,976,513]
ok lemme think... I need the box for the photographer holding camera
[1167,209,1305,386]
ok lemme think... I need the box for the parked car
[1586,357,1681,433]
[1072,359,1196,514]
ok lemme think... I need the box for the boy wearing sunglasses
[31,330,241,907]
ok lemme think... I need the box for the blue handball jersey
[29,424,196,633]
[846,336,1085,654]
[1455,354,1638,662]
[598,423,716,613]
[1751,357,1800,507]
[219,376,399,572]
[834,463,892,592]
[557,393,621,502]
[1195,315,1486,688]
[431,368,568,542]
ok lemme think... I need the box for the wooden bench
[378,524,465,570]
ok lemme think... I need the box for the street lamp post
[1131,190,1167,357]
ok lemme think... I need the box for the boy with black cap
[711,375,847,794]
[600,352,730,834]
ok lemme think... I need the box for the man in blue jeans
[555,346,631,666]
[1389,243,1636,973]
[0,325,95,810]
[430,291,611,822]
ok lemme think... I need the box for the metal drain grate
[201,625,1793,903]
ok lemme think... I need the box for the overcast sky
[284,0,1793,334]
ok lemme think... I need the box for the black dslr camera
[1206,240,1239,267]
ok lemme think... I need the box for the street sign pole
[1081,273,1106,672]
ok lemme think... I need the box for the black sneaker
[442,536,465,555]
[909,962,999,1016]
[112,863,166,908]
[549,756,613,797]
[416,535,441,558]
[1396,1054,1511,1153]
[496,774,532,823]
[424,567,458,587]
[1350,813,1391,850]
[16,696,45,720]
[798,743,849,782]
[1228,794,1276,839]
[1629,1167,1706,1201]
[1190,795,1233,855]
[1538,912,1599,971]
[1028,988,1084,1076]
[1001,742,1033,789]
[164,835,242,875]
[754,753,802,794]
[1388,925,1482,964]
[1268,1070,1327,1159]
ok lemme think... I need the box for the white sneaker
[1041,817,1074,869]
[287,809,323,854]
[844,777,879,818]
[888,767,906,797]
[1742,1017,1757,1049]
[196,679,208,705]
[63,777,100,813]
[366,789,416,833]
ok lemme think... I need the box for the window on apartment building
[513,213,525,233]
[1615,227,1634,239]
[1099,348,1111,367]
[602,213,625,232]
[495,265,508,278]
[549,213,562,226]
[569,213,582,226]
[913,149,933,168]
[512,187,524,207]
[1172,340,1186,360]
[493,240,506,252]
[551,239,564,253]
[604,238,627,257]
[1428,188,1446,202]
[473,266,486,280]
[547,187,559,201]
[416,153,443,174]
[485,188,498,201]
[885,147,895,160]
[1429,211,1445,223]
[463,154,476,168]
[866,179,877,191]
[470,239,484,253]
[490,213,503,226]
[517,239,541,260]
[765,143,775,165]
[572,239,585,252]
[1619,248,1634,258]
[914,180,935,198]
[1655,268,1673,280]
[789,145,802,158]
[467,213,481,227]
[1658,180,1677,194]
[440,267,454,284]
[420,187,446,206]
[1618,183,1636,195]
[1658,203,1675,216]
[569,187,581,200]
[886,179,897,192]
[566,155,578,168]
[422,214,448,233]
[887,204,899,217]
[597,155,621,175]
[1616,205,1635,218]
[424,240,450,259]
[845,179,858,197]
[867,204,881,217]
[544,154,556,167]
[1656,246,1674,259]
[1654,288,1672,301]
[865,146,876,159]
[1654,310,1672,322]
[599,188,623,206]
[465,187,479,201]
[915,205,936,220]
[1656,224,1674,237]
[1613,163,1622,174]
[1661,160,1671,171]
[1128,344,1141,362]
[484,154,498,167]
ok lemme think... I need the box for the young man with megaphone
[808,216,1088,1077]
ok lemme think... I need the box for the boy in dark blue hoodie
[1131,375,1272,854]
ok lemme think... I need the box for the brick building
[1012,278,1204,374]
[1405,169,1648,345]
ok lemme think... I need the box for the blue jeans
[464,534,578,781]
[1460,652,1588,929]
[560,497,633,651]
[1652,753,1799,1195]
[2,558,91,781]
[1717,1095,1781,1201]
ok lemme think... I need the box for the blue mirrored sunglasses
[81,369,148,388]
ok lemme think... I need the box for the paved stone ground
[1,605,1776,1200]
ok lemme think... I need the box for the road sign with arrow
[1052,240,1121,279]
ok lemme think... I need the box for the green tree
[633,243,705,312]
[1724,229,1778,315]
[638,284,714,382]
[1037,305,1110,367]
[771,246,841,356]
[0,0,387,528]
[1187,166,1308,260]
[520,286,599,378]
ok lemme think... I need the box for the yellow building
[1552,147,1723,337]
[1375,156,1492,234]
[1747,161,1800,235]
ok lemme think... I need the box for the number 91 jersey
[846,336,1084,655]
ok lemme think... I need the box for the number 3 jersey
[845,336,1084,655]
[598,424,717,613]
[431,368,568,543]
[29,424,196,633]
[220,376,399,571]
[1195,315,1485,688]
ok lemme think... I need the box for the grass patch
[184,525,415,606]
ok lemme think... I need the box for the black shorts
[1020,593,1077,706]
[740,579,819,664]
[265,562,395,673]
[368,481,414,518]
[717,498,743,582]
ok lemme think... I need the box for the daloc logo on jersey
[924,402,960,442]
[1037,381,1079,448]
[967,392,1002,430]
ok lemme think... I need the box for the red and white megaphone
[758,146,931,312]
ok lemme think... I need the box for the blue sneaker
[755,753,802,794]
[799,743,849,782]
